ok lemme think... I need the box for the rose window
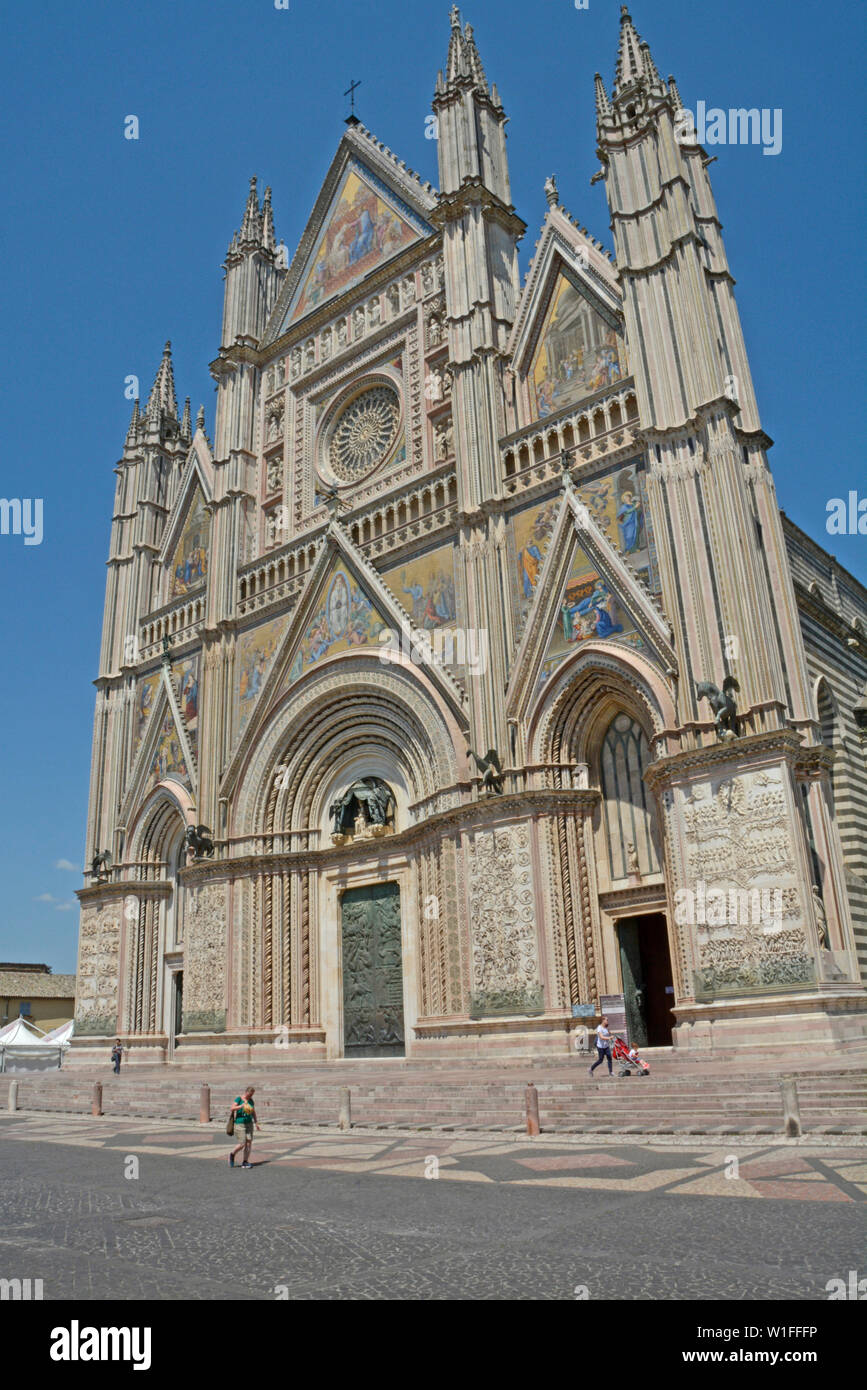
[328,385,400,482]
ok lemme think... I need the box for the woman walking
[228,1086,260,1168]
[588,1016,613,1077]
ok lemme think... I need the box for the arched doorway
[598,711,673,1045]
[615,912,674,1046]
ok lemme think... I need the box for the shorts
[234,1124,253,1144]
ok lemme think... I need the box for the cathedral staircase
[2,1056,865,1138]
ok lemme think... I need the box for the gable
[506,480,676,719]
[512,459,659,627]
[538,546,644,691]
[122,661,199,824]
[530,273,627,419]
[221,521,467,799]
[286,163,424,327]
[169,486,209,599]
[134,654,200,760]
[280,558,388,690]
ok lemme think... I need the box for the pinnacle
[125,398,140,446]
[145,341,178,425]
[443,7,490,95]
[594,72,612,120]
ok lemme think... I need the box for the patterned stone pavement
[1,1112,865,1300]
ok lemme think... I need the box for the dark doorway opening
[616,913,674,1047]
[341,882,404,1058]
[172,971,183,1046]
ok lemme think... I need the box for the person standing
[228,1086,260,1169]
[589,1017,613,1077]
[110,1039,123,1075]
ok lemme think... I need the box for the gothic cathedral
[74,8,867,1065]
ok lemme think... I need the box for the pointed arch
[231,653,465,842]
[127,781,195,875]
[527,640,676,770]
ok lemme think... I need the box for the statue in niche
[320,329,331,361]
[386,284,400,317]
[337,319,348,347]
[266,457,282,494]
[435,415,453,460]
[811,884,830,950]
[422,262,435,296]
[368,297,381,327]
[329,777,396,843]
[290,348,301,380]
[401,275,416,307]
[626,842,641,878]
[304,340,315,371]
[353,307,365,338]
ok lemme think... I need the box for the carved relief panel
[467,823,542,1016]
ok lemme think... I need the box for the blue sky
[1,0,864,972]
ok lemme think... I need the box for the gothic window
[600,712,660,880]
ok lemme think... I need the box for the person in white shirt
[589,1016,613,1076]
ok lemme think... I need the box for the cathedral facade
[73,8,867,1065]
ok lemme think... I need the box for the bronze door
[341,882,405,1057]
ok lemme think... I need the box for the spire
[668,74,684,111]
[446,6,465,85]
[240,176,261,244]
[444,8,489,94]
[640,40,661,87]
[180,397,191,443]
[261,185,276,252]
[145,341,178,424]
[614,6,643,94]
[196,404,206,433]
[463,23,489,93]
[594,72,611,120]
[125,398,140,446]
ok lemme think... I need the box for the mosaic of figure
[170,489,209,597]
[296,566,386,672]
[385,545,458,635]
[236,617,285,734]
[293,170,417,320]
[531,275,627,417]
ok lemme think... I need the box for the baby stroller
[611,1035,651,1077]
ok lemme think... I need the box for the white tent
[0,1015,68,1072]
[42,1019,74,1045]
